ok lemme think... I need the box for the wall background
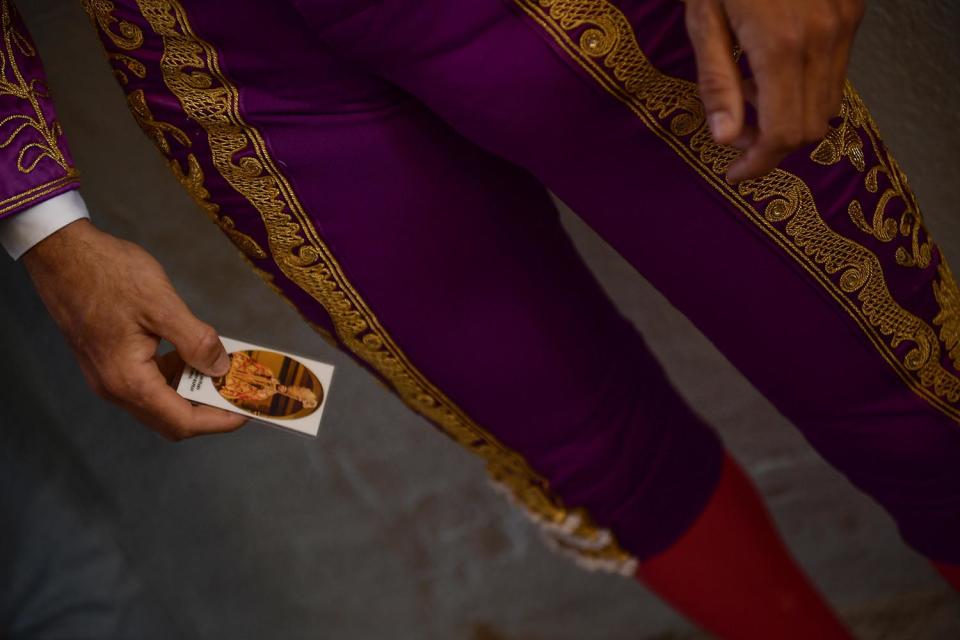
[3,1,960,638]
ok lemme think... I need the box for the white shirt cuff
[0,190,90,260]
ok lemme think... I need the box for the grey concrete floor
[3,1,960,638]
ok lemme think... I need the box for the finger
[685,0,745,144]
[802,16,840,139]
[123,366,246,439]
[727,38,805,182]
[826,31,857,119]
[145,295,231,377]
[730,124,758,151]
[828,0,868,118]
[133,403,248,441]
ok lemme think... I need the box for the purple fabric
[0,1,78,220]
[79,0,960,564]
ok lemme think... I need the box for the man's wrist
[0,190,91,260]
[21,218,95,272]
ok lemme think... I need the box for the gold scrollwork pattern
[126,88,189,152]
[128,0,637,574]
[83,9,266,261]
[82,0,146,85]
[170,152,267,259]
[81,0,144,50]
[109,52,147,85]
[813,84,932,270]
[0,0,77,202]
[933,259,960,373]
[513,0,960,421]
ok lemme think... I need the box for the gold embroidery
[813,85,932,270]
[811,86,867,171]
[130,0,637,575]
[84,11,268,262]
[81,0,144,50]
[245,259,341,350]
[109,53,147,84]
[0,174,77,216]
[933,260,960,372]
[0,1,75,176]
[170,153,267,259]
[514,0,960,420]
[127,88,189,153]
[81,0,147,84]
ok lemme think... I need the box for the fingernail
[709,112,733,141]
[212,352,230,377]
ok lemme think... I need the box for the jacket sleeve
[0,0,79,222]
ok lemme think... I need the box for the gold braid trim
[83,5,267,261]
[132,0,638,575]
[0,173,77,216]
[513,0,960,422]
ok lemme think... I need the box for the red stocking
[634,452,852,639]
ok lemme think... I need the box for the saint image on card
[212,350,324,420]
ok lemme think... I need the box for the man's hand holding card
[176,337,334,438]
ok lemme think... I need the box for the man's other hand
[22,219,246,441]
[684,0,866,182]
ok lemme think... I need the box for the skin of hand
[684,0,866,182]
[22,218,247,441]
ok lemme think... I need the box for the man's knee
[530,347,727,561]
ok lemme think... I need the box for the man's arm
[4,0,244,440]
[684,0,866,182]
[0,1,80,222]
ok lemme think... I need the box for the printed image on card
[176,336,334,437]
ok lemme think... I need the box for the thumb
[151,298,231,377]
[685,0,744,144]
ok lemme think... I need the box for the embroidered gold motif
[127,88,189,153]
[84,12,268,262]
[255,267,340,350]
[811,86,867,171]
[109,53,147,85]
[81,0,144,50]
[170,153,267,259]
[933,259,960,372]
[129,0,637,575]
[514,0,960,420]
[813,84,932,270]
[0,1,75,176]
[81,0,147,84]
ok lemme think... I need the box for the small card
[176,336,334,437]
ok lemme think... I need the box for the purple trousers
[72,0,960,572]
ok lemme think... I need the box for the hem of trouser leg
[621,427,728,566]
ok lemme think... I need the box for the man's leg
[296,0,960,579]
